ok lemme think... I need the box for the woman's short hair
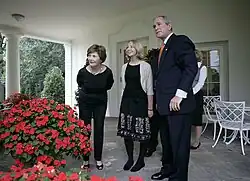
[195,49,203,62]
[87,44,107,62]
[126,40,144,60]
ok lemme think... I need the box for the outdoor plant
[41,66,65,104]
[0,95,92,166]
[0,161,145,181]
[2,92,32,106]
[0,161,90,181]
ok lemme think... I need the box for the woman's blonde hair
[195,49,203,62]
[126,40,144,60]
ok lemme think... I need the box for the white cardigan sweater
[121,61,154,96]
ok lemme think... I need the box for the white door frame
[195,41,229,100]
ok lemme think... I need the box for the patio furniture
[0,103,13,111]
[202,96,221,140]
[212,100,250,155]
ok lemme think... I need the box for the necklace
[89,66,103,75]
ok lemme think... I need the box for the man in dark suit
[151,16,198,181]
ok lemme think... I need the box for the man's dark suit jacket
[151,34,198,115]
[147,48,159,112]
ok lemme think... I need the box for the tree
[41,66,65,103]
[19,37,65,97]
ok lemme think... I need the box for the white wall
[70,0,250,117]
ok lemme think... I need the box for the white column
[5,33,21,98]
[64,43,72,107]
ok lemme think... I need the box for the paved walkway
[1,118,250,181]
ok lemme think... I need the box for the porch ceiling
[0,0,166,42]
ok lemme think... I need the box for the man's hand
[148,110,154,118]
[169,96,183,111]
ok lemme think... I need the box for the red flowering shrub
[0,162,145,181]
[0,161,90,181]
[0,97,92,165]
[3,93,32,106]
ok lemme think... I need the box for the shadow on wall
[0,83,4,101]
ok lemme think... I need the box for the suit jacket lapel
[157,34,176,75]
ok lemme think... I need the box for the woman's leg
[193,126,202,147]
[131,142,147,172]
[92,103,107,163]
[79,102,93,162]
[191,91,203,149]
[123,138,134,170]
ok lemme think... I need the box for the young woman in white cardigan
[117,40,154,172]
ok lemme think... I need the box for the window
[201,49,220,96]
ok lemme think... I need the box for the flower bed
[0,94,92,166]
[0,161,89,181]
[0,161,145,181]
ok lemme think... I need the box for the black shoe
[123,159,134,171]
[145,149,156,157]
[151,171,170,180]
[130,161,145,172]
[96,161,103,170]
[190,142,201,150]
[81,161,89,169]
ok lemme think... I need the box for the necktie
[158,43,165,65]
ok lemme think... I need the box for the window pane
[206,66,220,82]
[207,83,220,96]
[200,49,220,68]
[202,84,208,96]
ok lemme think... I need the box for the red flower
[61,160,66,165]
[53,160,61,167]
[58,172,67,181]
[4,143,14,149]
[0,132,10,139]
[12,135,18,140]
[26,173,37,181]
[24,144,35,155]
[69,173,79,181]
[129,176,144,181]
[58,120,64,128]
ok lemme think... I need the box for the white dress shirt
[193,62,207,95]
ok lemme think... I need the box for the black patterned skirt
[117,95,151,142]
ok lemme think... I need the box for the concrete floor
[1,118,250,181]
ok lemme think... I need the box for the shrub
[0,97,91,165]
[41,66,65,104]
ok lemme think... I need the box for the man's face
[153,17,172,39]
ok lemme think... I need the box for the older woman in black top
[76,44,114,170]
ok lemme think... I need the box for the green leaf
[4,137,11,144]
[10,127,15,133]
[51,123,57,128]
[36,130,42,134]
[26,154,32,162]
[23,153,28,159]
[18,177,26,181]
[34,151,39,156]
[31,135,35,140]
[44,145,49,150]
[55,149,59,153]
[39,150,44,155]
[32,140,39,145]
[66,171,73,176]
